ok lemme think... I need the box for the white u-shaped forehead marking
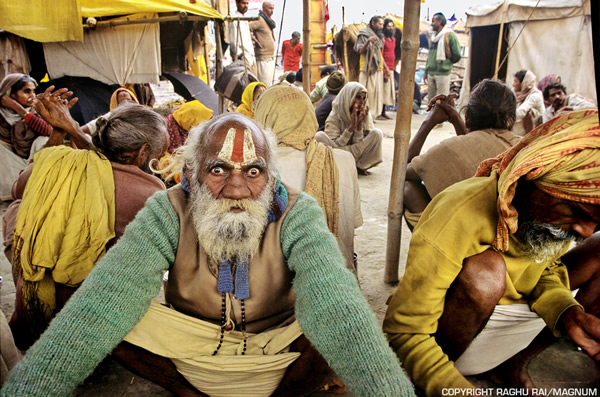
[217,128,258,169]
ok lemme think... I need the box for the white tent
[460,0,596,107]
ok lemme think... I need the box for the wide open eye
[210,166,224,175]
[247,167,261,177]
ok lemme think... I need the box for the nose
[221,170,251,200]
[572,220,598,239]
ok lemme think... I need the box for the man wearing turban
[384,109,600,395]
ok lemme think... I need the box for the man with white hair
[2,113,414,396]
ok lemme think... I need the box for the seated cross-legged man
[384,109,600,396]
[315,82,383,175]
[2,113,415,397]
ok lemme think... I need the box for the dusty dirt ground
[2,113,598,394]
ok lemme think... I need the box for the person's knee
[314,131,332,146]
[459,249,506,311]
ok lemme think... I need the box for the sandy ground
[2,113,598,394]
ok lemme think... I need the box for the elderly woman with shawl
[236,81,266,119]
[385,109,600,394]
[315,82,383,175]
[254,83,363,272]
[0,74,52,200]
[512,69,544,135]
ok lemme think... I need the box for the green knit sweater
[2,190,414,396]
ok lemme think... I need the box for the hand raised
[34,86,79,131]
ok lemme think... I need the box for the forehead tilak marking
[217,127,258,169]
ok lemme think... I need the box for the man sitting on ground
[3,113,414,397]
[255,83,362,272]
[315,71,346,131]
[385,109,600,395]
[403,79,521,229]
[315,82,383,175]
[3,90,168,350]
[309,65,335,105]
[542,82,595,123]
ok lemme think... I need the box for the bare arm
[407,94,465,162]
[33,86,91,149]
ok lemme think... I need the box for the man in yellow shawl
[254,83,363,272]
[384,109,600,396]
[236,81,266,119]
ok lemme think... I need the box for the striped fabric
[23,112,52,137]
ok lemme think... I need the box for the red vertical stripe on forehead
[231,129,245,163]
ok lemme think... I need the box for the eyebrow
[205,158,267,170]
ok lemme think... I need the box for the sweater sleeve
[23,112,52,137]
[1,191,180,397]
[281,193,414,396]
[528,261,582,336]
[449,32,462,64]
[383,229,474,397]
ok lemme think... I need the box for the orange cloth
[476,109,600,251]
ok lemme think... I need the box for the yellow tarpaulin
[0,0,83,43]
[0,0,223,43]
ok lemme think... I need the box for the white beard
[515,220,582,263]
[190,183,273,263]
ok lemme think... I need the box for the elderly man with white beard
[2,113,415,397]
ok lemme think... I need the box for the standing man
[250,2,276,86]
[379,18,398,120]
[281,31,303,72]
[424,12,461,102]
[354,16,389,120]
[228,0,256,75]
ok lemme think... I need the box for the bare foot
[357,168,371,176]
[375,115,389,121]
[488,358,536,389]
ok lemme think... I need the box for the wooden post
[302,0,311,94]
[342,7,349,79]
[214,19,225,114]
[384,0,420,284]
[493,0,508,79]
[204,24,211,87]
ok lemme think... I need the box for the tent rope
[496,0,541,73]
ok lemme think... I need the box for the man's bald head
[262,2,274,16]
[184,113,278,193]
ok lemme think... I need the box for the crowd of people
[1,4,599,397]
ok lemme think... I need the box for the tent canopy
[466,0,588,26]
[0,0,223,43]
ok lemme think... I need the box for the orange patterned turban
[476,108,600,251]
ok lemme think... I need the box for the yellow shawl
[476,109,600,251]
[109,87,139,111]
[236,82,266,120]
[255,83,340,236]
[12,146,116,322]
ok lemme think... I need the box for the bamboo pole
[342,7,349,79]
[214,19,225,114]
[493,0,508,79]
[384,0,420,284]
[302,0,311,94]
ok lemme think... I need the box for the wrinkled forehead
[204,121,267,169]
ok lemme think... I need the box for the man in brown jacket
[250,2,276,86]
